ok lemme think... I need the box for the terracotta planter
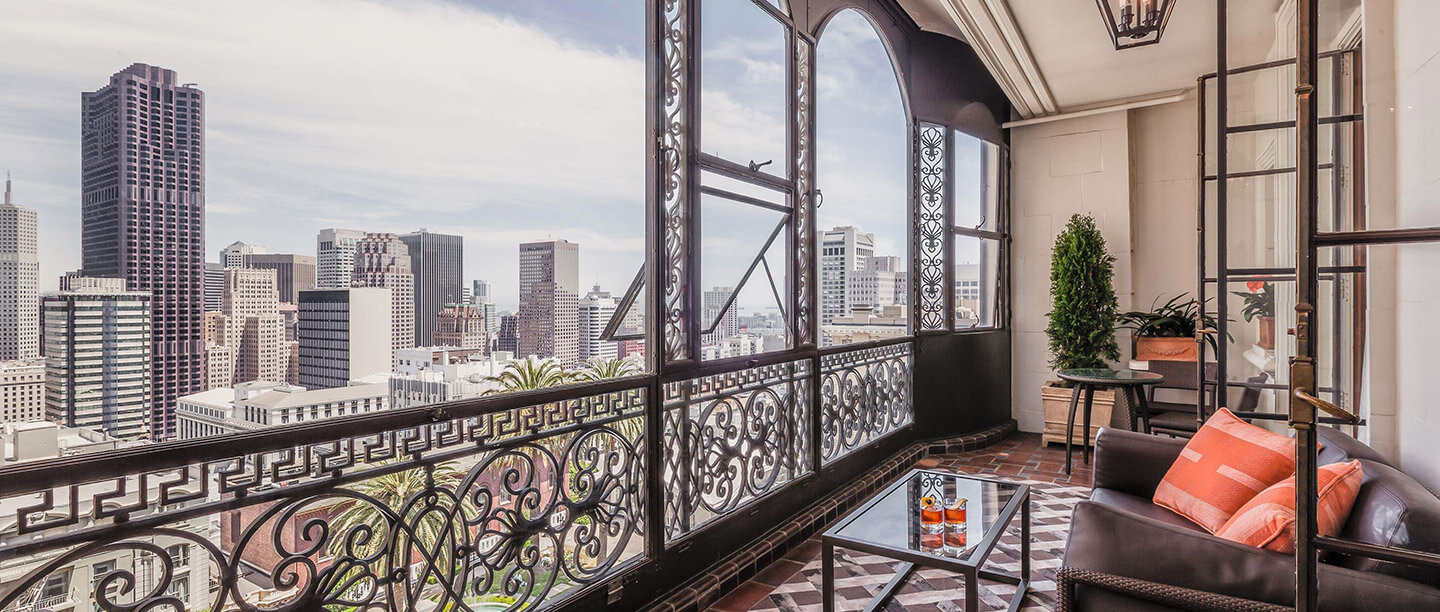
[1041,382,1115,447]
[1257,315,1275,350]
[1134,336,1199,362]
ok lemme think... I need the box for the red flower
[1246,280,1265,293]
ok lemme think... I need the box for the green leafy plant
[574,356,641,382]
[1231,281,1274,322]
[483,356,576,394]
[1046,214,1120,370]
[1120,293,1224,353]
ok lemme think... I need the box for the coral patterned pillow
[1216,460,1364,553]
[1153,408,1298,533]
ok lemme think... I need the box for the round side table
[1056,368,1166,474]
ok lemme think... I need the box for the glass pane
[831,471,1017,558]
[700,0,788,178]
[816,9,908,347]
[953,235,999,329]
[953,133,1000,232]
[700,192,791,359]
[8,0,647,444]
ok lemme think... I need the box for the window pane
[4,0,647,443]
[815,9,908,347]
[700,0,789,177]
[700,191,791,359]
[953,132,1000,232]
[953,235,999,329]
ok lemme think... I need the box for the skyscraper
[316,228,366,289]
[297,288,393,389]
[204,262,224,311]
[702,286,739,345]
[243,253,317,303]
[209,268,288,387]
[819,226,876,324]
[350,233,414,364]
[219,241,264,268]
[495,314,519,355]
[82,64,204,440]
[578,285,618,362]
[433,304,487,351]
[399,230,463,346]
[517,240,579,365]
[42,278,151,439]
[473,279,491,304]
[472,279,499,338]
[0,175,39,360]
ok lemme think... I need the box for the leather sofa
[1059,426,1440,611]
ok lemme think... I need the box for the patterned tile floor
[708,433,1092,612]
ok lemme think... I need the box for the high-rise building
[0,360,45,425]
[204,262,224,311]
[472,279,499,336]
[81,64,204,440]
[517,240,579,365]
[819,226,876,324]
[399,231,463,346]
[0,175,39,360]
[212,268,288,387]
[578,285,619,362]
[702,286,740,345]
[433,304,487,351]
[473,279,492,304]
[859,255,906,310]
[351,233,415,363]
[42,278,151,439]
[243,253,316,303]
[297,288,392,389]
[316,228,367,288]
[495,314,519,354]
[219,241,264,269]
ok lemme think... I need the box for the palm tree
[483,356,575,394]
[327,462,465,560]
[574,356,641,382]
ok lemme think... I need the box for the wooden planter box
[1041,382,1115,447]
[1135,336,1198,362]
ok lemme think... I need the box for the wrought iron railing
[0,344,914,611]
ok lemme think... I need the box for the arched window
[815,9,908,348]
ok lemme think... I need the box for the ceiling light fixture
[1095,0,1176,50]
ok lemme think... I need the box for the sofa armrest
[1092,427,1185,497]
[1063,500,1298,606]
[1062,501,1440,611]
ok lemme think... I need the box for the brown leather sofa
[1059,426,1440,611]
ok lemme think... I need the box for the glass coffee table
[822,469,1030,612]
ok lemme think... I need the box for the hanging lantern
[1095,0,1176,50]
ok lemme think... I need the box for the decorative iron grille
[661,359,813,541]
[660,0,693,363]
[0,387,647,612]
[915,123,949,331]
[793,37,815,347]
[819,342,914,464]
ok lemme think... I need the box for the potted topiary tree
[1041,214,1121,447]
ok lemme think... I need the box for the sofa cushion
[1332,459,1440,588]
[1091,487,1206,533]
[1153,408,1298,533]
[1216,460,1364,553]
[1317,426,1392,467]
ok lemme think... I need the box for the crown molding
[935,0,1057,119]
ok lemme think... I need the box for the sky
[0,0,909,313]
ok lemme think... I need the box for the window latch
[747,159,773,172]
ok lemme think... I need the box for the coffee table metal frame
[820,469,1031,612]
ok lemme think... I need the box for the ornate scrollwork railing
[0,383,647,612]
[819,342,914,464]
[661,359,813,541]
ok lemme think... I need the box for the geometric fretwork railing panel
[820,342,914,465]
[0,387,647,612]
[661,360,813,542]
[915,122,948,331]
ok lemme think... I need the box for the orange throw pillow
[1216,460,1364,553]
[1153,408,1297,533]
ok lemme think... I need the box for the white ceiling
[900,0,1302,116]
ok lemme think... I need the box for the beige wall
[1131,99,1201,306]
[1009,110,1134,432]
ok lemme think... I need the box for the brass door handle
[1294,388,1360,423]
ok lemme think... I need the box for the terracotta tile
[708,581,775,612]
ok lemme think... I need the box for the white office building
[41,279,151,439]
[0,359,45,426]
[0,176,39,360]
[389,346,508,409]
[820,226,876,324]
[297,288,393,390]
[316,228,367,289]
[579,285,620,362]
[176,380,389,439]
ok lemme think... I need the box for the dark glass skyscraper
[399,230,463,346]
[81,64,205,440]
